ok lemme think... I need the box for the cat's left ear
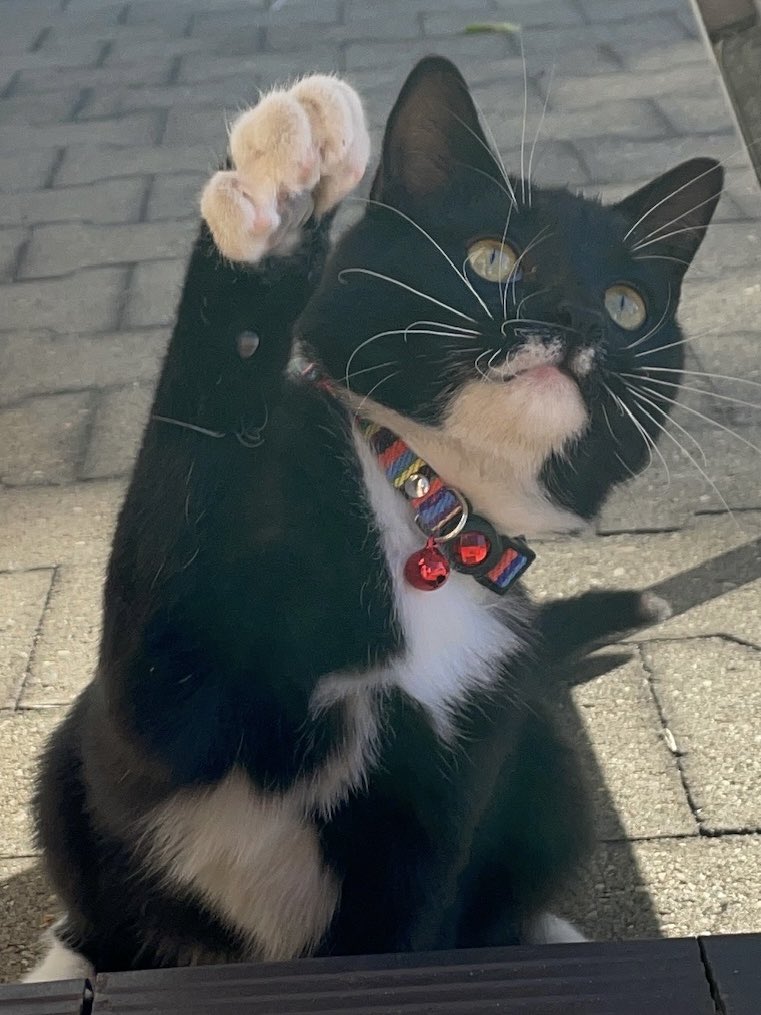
[615,157,724,268]
[370,56,500,207]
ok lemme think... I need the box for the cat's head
[298,57,723,536]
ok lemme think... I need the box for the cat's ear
[615,157,724,266]
[370,56,500,205]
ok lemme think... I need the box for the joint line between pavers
[14,565,59,710]
[641,632,761,653]
[636,641,705,832]
[75,388,103,482]
[602,828,761,844]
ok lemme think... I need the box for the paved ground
[1,0,761,984]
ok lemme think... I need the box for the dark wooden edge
[0,977,88,1015]
[92,938,717,1014]
[3,935,760,1014]
[700,932,761,1015]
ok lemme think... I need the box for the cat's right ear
[370,56,500,207]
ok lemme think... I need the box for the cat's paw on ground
[201,75,370,263]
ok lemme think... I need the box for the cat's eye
[604,284,647,330]
[466,238,520,283]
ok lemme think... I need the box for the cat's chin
[341,383,589,539]
[447,374,588,462]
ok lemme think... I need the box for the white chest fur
[348,428,524,733]
[143,429,525,962]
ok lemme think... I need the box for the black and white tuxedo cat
[26,58,721,979]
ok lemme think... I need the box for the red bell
[404,538,450,591]
[451,531,491,567]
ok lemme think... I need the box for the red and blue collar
[357,417,534,595]
[294,356,534,595]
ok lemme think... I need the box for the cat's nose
[556,302,603,342]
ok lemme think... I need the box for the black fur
[32,58,721,973]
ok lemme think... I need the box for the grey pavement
[1,0,761,983]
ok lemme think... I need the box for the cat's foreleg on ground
[201,75,370,264]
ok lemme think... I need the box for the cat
[25,57,722,980]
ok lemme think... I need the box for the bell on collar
[403,538,450,591]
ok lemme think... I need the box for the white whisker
[634,336,694,358]
[622,380,708,466]
[627,389,738,524]
[356,370,401,413]
[474,348,495,380]
[343,317,481,391]
[632,190,724,248]
[632,253,690,267]
[345,360,397,382]
[628,365,761,392]
[519,32,529,205]
[516,287,551,320]
[603,385,659,481]
[623,285,672,350]
[448,111,519,209]
[452,158,519,206]
[631,219,713,254]
[608,385,672,482]
[506,226,553,314]
[623,159,724,243]
[497,199,516,312]
[338,268,477,322]
[527,62,554,209]
[624,373,761,412]
[348,196,493,319]
[628,380,761,461]
[467,94,516,206]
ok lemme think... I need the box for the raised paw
[201,75,370,263]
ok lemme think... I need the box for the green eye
[466,238,519,283]
[604,284,647,330]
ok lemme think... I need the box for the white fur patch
[343,391,588,538]
[143,770,340,963]
[526,912,588,944]
[23,924,94,983]
[347,428,525,736]
[142,421,530,962]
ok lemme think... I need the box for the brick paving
[1,0,761,982]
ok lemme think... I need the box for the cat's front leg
[201,75,370,263]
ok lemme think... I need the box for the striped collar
[291,354,534,594]
[356,417,534,595]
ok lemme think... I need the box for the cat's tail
[537,589,671,661]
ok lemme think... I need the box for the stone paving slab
[0,392,92,487]
[566,835,761,939]
[555,653,698,840]
[21,564,104,709]
[1,267,128,333]
[0,177,147,228]
[0,570,53,709]
[123,258,186,328]
[0,481,123,573]
[0,329,168,406]
[0,708,65,856]
[0,858,54,984]
[643,638,761,833]
[20,219,196,278]
[80,381,153,480]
